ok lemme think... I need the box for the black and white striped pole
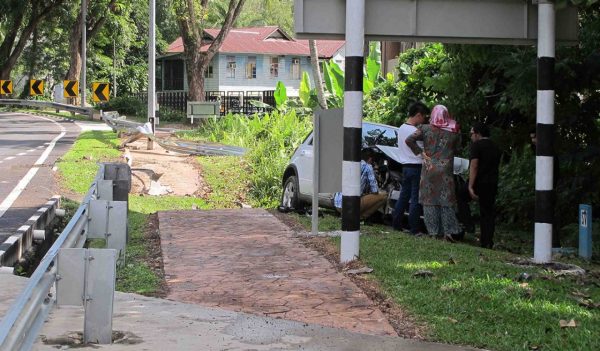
[534,0,555,263]
[341,0,365,263]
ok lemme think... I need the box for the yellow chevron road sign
[29,79,44,96]
[0,80,13,94]
[63,80,79,98]
[92,82,109,102]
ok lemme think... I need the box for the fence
[131,90,276,116]
[0,163,131,350]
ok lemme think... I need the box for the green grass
[196,156,252,208]
[295,213,600,351]
[56,130,121,193]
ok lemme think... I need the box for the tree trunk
[65,10,83,82]
[176,0,246,102]
[309,40,327,109]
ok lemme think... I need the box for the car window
[362,123,398,147]
[302,132,313,145]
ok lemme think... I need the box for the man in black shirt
[468,123,501,249]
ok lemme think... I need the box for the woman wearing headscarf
[405,105,461,240]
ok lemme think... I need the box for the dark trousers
[476,182,497,249]
[393,165,422,234]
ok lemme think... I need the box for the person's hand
[468,186,479,200]
[422,152,432,170]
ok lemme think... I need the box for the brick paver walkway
[157,209,396,336]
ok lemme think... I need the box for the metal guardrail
[0,163,131,350]
[0,99,96,119]
[102,111,247,156]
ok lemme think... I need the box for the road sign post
[29,80,44,96]
[92,82,110,103]
[63,80,79,99]
[579,204,593,260]
[0,80,13,95]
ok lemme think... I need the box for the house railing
[131,90,275,116]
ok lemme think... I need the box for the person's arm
[405,129,424,156]
[468,159,479,200]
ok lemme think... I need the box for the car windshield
[363,123,398,147]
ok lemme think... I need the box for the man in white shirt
[392,102,429,234]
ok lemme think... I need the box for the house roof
[166,26,345,59]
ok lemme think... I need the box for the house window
[246,56,257,79]
[204,63,214,78]
[291,57,301,79]
[270,57,279,78]
[226,56,236,78]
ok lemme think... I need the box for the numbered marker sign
[579,204,592,260]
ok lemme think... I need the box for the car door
[294,133,314,197]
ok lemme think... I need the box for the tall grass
[179,111,313,207]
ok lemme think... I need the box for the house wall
[160,53,316,96]
[215,53,312,96]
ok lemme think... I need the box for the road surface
[0,112,80,245]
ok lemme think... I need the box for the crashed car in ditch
[279,121,469,221]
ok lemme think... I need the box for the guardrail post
[88,200,127,263]
[57,248,117,345]
[103,163,131,202]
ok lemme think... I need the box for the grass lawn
[295,213,600,351]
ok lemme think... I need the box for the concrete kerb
[0,196,61,267]
[34,292,485,351]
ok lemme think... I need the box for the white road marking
[27,149,35,153]
[4,156,15,161]
[17,152,26,156]
[36,146,44,149]
[0,115,66,219]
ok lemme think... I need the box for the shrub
[98,96,145,117]
[158,107,186,122]
[496,147,535,227]
[179,111,313,207]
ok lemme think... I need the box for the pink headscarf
[430,105,459,133]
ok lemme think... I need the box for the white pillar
[148,0,156,149]
[534,0,555,263]
[340,0,365,263]
[81,0,87,107]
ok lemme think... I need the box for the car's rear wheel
[280,175,300,211]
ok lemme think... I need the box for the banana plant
[274,81,288,110]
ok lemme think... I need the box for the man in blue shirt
[334,148,387,220]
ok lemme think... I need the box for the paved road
[0,112,80,244]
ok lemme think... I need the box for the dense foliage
[179,111,312,207]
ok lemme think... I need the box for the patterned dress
[406,125,461,236]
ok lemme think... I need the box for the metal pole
[147,0,156,150]
[81,0,87,107]
[534,0,555,263]
[113,39,117,97]
[312,112,320,236]
[340,0,365,263]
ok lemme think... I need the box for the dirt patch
[269,210,427,340]
[144,213,169,298]
[122,137,209,197]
